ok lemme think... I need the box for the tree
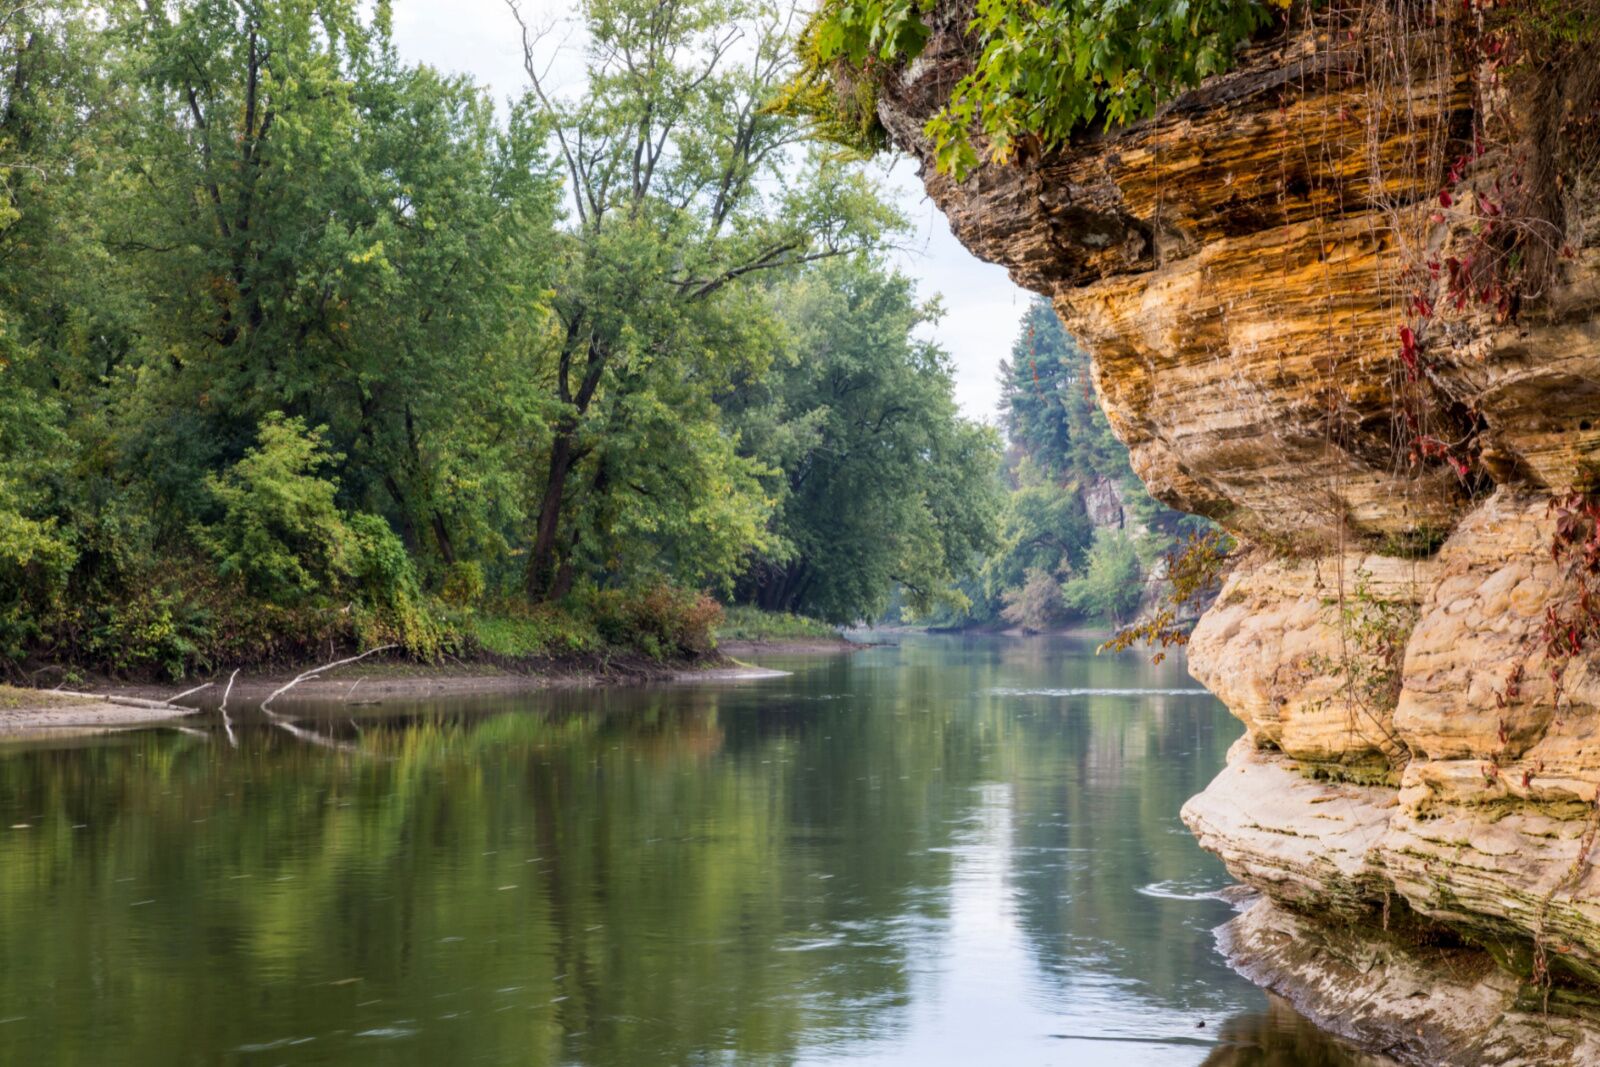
[727,256,1003,624]
[504,0,898,600]
[1060,528,1143,625]
[1000,567,1067,632]
[998,298,1125,483]
[119,0,562,564]
[982,466,1094,607]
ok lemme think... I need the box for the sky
[387,0,1029,423]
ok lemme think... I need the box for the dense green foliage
[727,259,1003,624]
[945,299,1199,630]
[715,605,841,642]
[0,0,994,677]
[785,0,1283,174]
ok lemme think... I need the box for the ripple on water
[235,1036,316,1052]
[354,1026,419,1040]
[1136,879,1233,902]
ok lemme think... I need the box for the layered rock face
[874,3,1600,1059]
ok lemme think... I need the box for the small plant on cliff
[1306,568,1416,765]
[1377,0,1597,490]
[781,0,1286,174]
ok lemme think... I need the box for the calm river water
[0,634,1384,1065]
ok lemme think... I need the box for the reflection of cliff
[1197,994,1388,1067]
[873,1,1600,1057]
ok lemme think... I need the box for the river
[0,634,1383,1064]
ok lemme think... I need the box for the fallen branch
[218,669,240,748]
[53,690,192,712]
[259,645,398,715]
[168,681,213,705]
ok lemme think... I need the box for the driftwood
[218,669,240,748]
[167,681,213,704]
[54,690,192,712]
[259,644,398,715]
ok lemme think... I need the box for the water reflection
[0,634,1387,1064]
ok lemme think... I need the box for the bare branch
[259,644,398,715]
[504,0,590,228]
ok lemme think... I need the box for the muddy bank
[0,631,879,738]
[109,654,793,707]
[1,645,809,737]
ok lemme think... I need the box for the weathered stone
[1188,551,1430,765]
[1182,738,1392,912]
[1221,898,1600,1066]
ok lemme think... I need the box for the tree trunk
[525,428,576,599]
[430,511,457,566]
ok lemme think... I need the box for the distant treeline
[0,0,1000,678]
[907,299,1206,632]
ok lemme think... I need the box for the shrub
[588,584,724,660]
[715,605,841,641]
[200,414,446,658]
[200,414,354,606]
[440,561,486,607]
[1060,529,1143,625]
[1000,567,1069,632]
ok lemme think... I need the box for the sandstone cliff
[872,4,1600,1061]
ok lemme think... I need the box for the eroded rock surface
[1221,897,1600,1066]
[873,1,1600,1055]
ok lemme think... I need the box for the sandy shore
[0,685,200,737]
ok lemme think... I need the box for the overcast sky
[388,0,1029,423]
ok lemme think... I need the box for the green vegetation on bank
[0,0,998,680]
[715,606,842,643]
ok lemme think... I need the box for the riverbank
[0,684,199,736]
[0,634,865,737]
[111,653,814,707]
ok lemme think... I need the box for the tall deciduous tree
[505,0,897,599]
[727,256,1003,624]
[121,0,562,562]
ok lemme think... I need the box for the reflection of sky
[811,782,1216,1066]
[767,636,1241,1064]
[389,0,1027,424]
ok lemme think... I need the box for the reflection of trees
[954,637,1250,1016]
[0,635,1365,1065]
[0,680,975,1065]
